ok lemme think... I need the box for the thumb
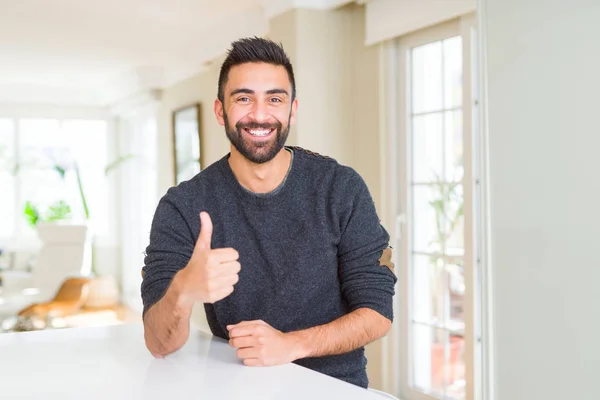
[197,211,213,250]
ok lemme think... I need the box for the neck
[228,146,291,193]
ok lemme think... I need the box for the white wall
[484,0,600,399]
[365,0,476,45]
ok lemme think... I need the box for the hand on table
[227,320,307,366]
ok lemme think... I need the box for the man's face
[214,62,298,164]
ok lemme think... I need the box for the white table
[0,323,391,399]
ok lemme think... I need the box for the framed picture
[172,103,202,185]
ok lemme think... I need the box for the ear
[214,98,225,126]
[289,98,299,126]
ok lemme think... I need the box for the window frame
[378,14,483,400]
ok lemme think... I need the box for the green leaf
[53,165,67,179]
[23,201,40,228]
[46,200,72,221]
[74,162,90,220]
[104,154,136,176]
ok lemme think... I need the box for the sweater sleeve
[141,190,195,318]
[337,169,398,321]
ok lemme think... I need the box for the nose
[248,101,270,123]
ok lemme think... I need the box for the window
[0,119,16,238]
[410,34,466,399]
[117,114,159,312]
[385,15,481,400]
[0,117,111,241]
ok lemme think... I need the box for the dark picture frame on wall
[172,103,202,185]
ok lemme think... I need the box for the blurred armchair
[18,277,91,320]
[6,277,92,331]
[0,223,89,324]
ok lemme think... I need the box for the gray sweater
[141,147,397,388]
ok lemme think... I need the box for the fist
[175,212,240,304]
[227,320,306,367]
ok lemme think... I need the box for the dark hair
[218,37,296,102]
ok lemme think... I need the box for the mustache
[235,120,282,131]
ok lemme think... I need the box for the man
[141,37,397,389]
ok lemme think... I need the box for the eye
[270,97,282,103]
[238,97,250,102]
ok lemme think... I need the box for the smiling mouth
[244,128,275,137]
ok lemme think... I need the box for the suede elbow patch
[379,247,395,274]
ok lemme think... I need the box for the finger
[228,320,263,329]
[209,274,238,291]
[209,286,235,303]
[229,319,267,327]
[243,358,262,367]
[236,347,260,360]
[228,327,256,338]
[196,212,213,250]
[226,320,257,331]
[214,261,241,277]
[211,248,240,263]
[211,267,239,282]
[229,336,258,349]
[226,321,245,331]
[228,325,262,338]
[225,273,240,286]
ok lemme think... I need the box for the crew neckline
[218,147,299,206]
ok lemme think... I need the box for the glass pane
[19,118,64,169]
[62,120,109,235]
[445,110,464,182]
[444,36,463,109]
[0,119,15,238]
[446,333,466,399]
[413,325,446,395]
[413,325,466,399]
[412,41,443,114]
[412,185,441,253]
[18,119,109,236]
[18,119,67,236]
[0,119,15,166]
[412,254,445,324]
[174,107,201,184]
[447,261,465,330]
[412,113,443,183]
[422,182,464,256]
[446,183,464,254]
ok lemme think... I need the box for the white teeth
[247,129,271,137]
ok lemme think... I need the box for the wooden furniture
[17,277,91,321]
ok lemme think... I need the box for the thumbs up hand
[174,212,240,304]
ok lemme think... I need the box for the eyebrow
[230,88,289,97]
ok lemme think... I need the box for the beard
[224,110,291,164]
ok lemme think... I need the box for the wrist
[168,271,194,315]
[286,330,313,360]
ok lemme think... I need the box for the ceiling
[0,0,271,106]
[0,0,357,107]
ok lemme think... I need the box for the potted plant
[13,152,136,309]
